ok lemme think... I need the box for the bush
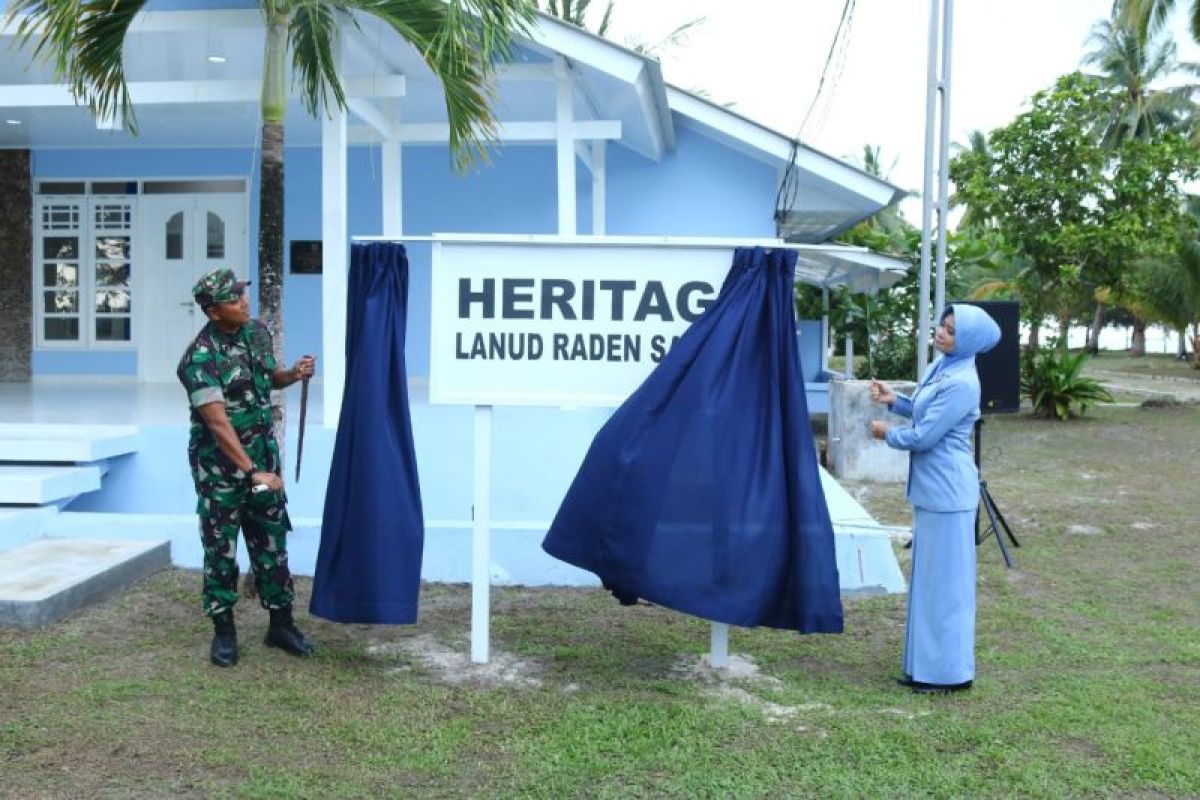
[1021,347,1113,419]
[854,333,917,380]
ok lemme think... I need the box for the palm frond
[290,0,349,119]
[4,0,82,75]
[6,0,148,132]
[595,0,615,37]
[342,0,534,170]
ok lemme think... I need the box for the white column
[555,56,576,236]
[322,101,348,426]
[591,141,606,235]
[381,136,402,237]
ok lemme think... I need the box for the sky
[594,0,1200,218]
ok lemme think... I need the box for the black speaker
[965,300,1020,414]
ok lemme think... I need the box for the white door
[138,193,247,381]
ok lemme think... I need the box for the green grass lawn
[1083,351,1199,381]
[2,406,1198,798]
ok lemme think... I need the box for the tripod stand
[974,418,1020,567]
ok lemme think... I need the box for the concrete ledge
[0,538,170,628]
[0,465,103,504]
[0,423,140,463]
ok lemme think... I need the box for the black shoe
[911,680,972,695]
[264,606,314,657]
[895,674,916,687]
[210,611,238,668]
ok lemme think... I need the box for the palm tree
[539,0,705,59]
[540,0,614,35]
[1081,17,1198,353]
[1122,199,1200,363]
[949,130,993,231]
[7,0,534,406]
[1114,0,1200,44]
[1082,18,1198,147]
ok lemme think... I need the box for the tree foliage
[950,72,1199,348]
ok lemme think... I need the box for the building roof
[0,7,903,242]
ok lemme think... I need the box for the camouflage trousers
[196,483,295,617]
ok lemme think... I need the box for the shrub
[1021,347,1113,419]
[854,332,917,380]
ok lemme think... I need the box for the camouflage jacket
[177,320,279,484]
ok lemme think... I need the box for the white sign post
[429,234,788,664]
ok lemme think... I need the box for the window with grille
[35,196,134,348]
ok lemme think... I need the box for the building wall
[29,124,777,378]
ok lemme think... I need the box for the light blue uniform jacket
[885,304,1002,512]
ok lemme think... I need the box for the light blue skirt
[903,507,976,685]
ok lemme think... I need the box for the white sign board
[429,237,737,407]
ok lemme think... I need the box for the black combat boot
[264,606,314,657]
[210,610,238,667]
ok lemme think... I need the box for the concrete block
[828,378,916,482]
[0,538,170,628]
[0,423,140,463]
[0,465,102,504]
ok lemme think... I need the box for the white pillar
[591,141,606,235]
[382,136,402,237]
[555,56,576,236]
[321,100,348,426]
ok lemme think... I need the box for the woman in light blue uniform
[869,304,1000,694]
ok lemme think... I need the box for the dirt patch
[368,633,544,688]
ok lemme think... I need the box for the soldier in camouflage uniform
[177,268,315,667]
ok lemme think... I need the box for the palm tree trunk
[260,9,290,455]
[0,150,31,381]
[1086,302,1105,353]
[1057,316,1070,350]
[1129,319,1147,357]
[260,122,285,439]
[1028,322,1041,350]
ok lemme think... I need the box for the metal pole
[710,623,729,668]
[470,405,493,663]
[934,0,954,321]
[917,0,940,378]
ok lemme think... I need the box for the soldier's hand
[252,471,284,492]
[292,355,316,382]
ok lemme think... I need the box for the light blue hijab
[919,303,1001,387]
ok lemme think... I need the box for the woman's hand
[869,379,895,405]
[868,420,889,441]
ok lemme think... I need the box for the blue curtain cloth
[310,242,424,624]
[542,247,843,633]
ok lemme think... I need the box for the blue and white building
[0,5,908,600]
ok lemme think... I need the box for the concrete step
[0,537,170,628]
[0,423,139,463]
[0,465,103,505]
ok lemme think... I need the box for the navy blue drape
[542,247,843,633]
[310,242,424,624]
